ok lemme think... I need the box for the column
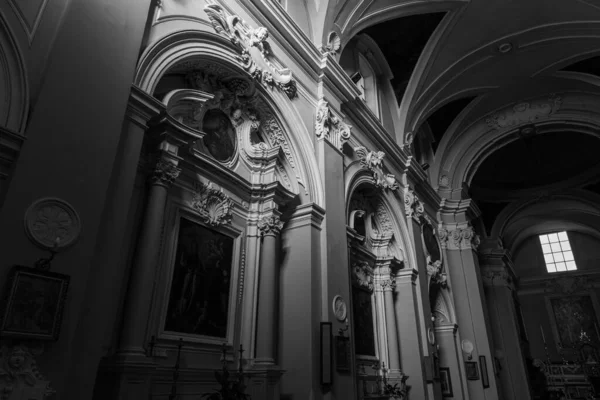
[382,278,401,371]
[435,323,468,400]
[480,248,532,400]
[255,214,284,365]
[119,154,181,355]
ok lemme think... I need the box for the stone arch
[431,92,600,196]
[0,12,28,133]
[135,29,324,207]
[490,190,600,254]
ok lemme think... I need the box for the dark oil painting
[550,295,600,347]
[165,217,234,338]
[202,109,236,162]
[352,286,376,356]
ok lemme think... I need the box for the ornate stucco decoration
[443,225,481,251]
[204,0,297,99]
[258,215,284,236]
[190,181,233,226]
[543,276,594,294]
[354,146,399,191]
[403,187,424,219]
[485,94,562,129]
[427,260,447,288]
[352,261,374,292]
[316,100,351,150]
[152,160,181,186]
[322,31,341,55]
[0,345,55,400]
[24,197,81,251]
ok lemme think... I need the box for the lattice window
[539,231,577,273]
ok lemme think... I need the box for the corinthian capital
[443,225,481,251]
[151,160,181,186]
[380,279,396,291]
[258,215,284,236]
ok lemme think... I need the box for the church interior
[1,0,600,399]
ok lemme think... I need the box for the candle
[540,325,546,344]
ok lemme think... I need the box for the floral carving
[204,0,297,98]
[403,187,424,218]
[152,160,181,186]
[352,261,374,292]
[190,181,233,226]
[0,345,54,400]
[24,198,81,251]
[354,146,399,191]
[258,215,284,236]
[485,95,562,129]
[315,100,351,150]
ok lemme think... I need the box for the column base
[245,365,285,400]
[92,353,157,400]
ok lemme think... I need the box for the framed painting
[163,215,236,339]
[351,286,376,357]
[440,367,453,397]
[335,335,351,372]
[480,355,490,388]
[465,361,480,380]
[320,322,333,385]
[0,266,70,341]
[546,293,600,348]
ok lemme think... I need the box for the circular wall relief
[24,197,81,251]
[332,295,348,322]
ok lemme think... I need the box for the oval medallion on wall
[24,197,81,251]
[202,109,237,163]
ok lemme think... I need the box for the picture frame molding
[465,361,480,381]
[439,367,453,397]
[480,355,490,388]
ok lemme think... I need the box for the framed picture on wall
[545,293,600,349]
[465,361,480,380]
[480,355,490,388]
[0,266,70,341]
[439,367,453,397]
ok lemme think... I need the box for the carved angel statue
[426,259,447,287]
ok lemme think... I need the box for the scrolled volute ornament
[152,160,181,186]
[258,215,284,236]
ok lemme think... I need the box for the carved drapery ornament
[258,215,284,236]
[485,94,562,129]
[315,100,351,150]
[352,261,374,292]
[152,160,181,186]
[354,146,399,191]
[0,345,54,400]
[441,225,480,251]
[190,181,233,226]
[204,0,297,99]
[403,187,424,219]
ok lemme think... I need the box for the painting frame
[545,292,600,350]
[439,367,453,397]
[465,361,480,380]
[480,355,490,388]
[157,202,243,347]
[320,322,333,385]
[0,265,70,341]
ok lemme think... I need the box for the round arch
[135,28,324,207]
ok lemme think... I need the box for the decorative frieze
[352,261,374,292]
[403,187,424,219]
[440,225,480,251]
[485,94,562,129]
[354,146,399,191]
[152,159,181,186]
[258,215,284,236]
[315,100,351,150]
[204,0,298,99]
[190,181,233,226]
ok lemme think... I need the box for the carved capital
[151,159,181,186]
[354,146,399,191]
[443,225,480,251]
[380,279,396,291]
[403,187,424,219]
[190,181,233,226]
[316,100,351,150]
[438,228,449,249]
[258,215,284,236]
[204,0,297,98]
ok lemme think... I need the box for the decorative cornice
[151,159,181,186]
[354,146,399,191]
[189,181,233,226]
[204,0,297,99]
[315,100,351,150]
[485,94,562,129]
[258,215,284,236]
[352,261,374,292]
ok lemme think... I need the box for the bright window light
[539,231,577,273]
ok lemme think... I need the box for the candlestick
[540,325,546,344]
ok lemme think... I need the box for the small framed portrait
[439,367,453,397]
[480,355,490,388]
[465,361,480,381]
[0,266,70,341]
